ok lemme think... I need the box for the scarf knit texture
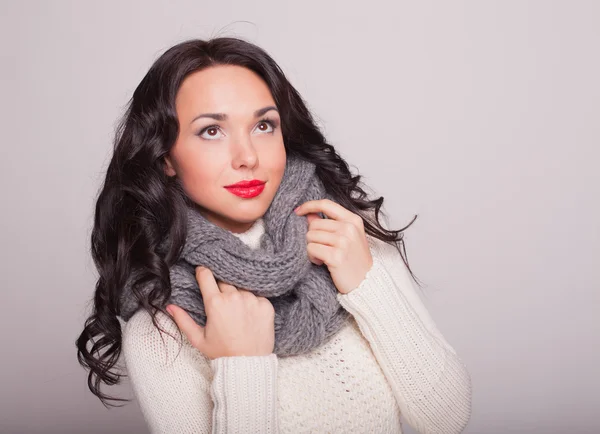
[119,154,351,357]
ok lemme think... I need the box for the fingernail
[294,206,300,213]
[166,306,173,315]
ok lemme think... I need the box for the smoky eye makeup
[256,116,280,131]
[196,116,281,139]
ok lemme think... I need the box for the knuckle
[259,296,272,306]
[240,289,255,300]
[259,299,275,315]
[206,295,221,309]
[338,235,350,249]
[344,222,356,235]
[217,281,231,291]
[228,291,243,302]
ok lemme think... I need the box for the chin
[210,198,263,221]
[232,205,268,223]
[229,194,274,220]
[200,190,274,228]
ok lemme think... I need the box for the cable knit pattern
[121,218,472,433]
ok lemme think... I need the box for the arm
[121,310,280,434]
[210,354,279,433]
[336,236,472,433]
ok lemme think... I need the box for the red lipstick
[224,179,266,198]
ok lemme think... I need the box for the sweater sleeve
[121,309,280,434]
[210,354,280,433]
[336,236,472,434]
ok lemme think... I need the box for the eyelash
[197,117,278,139]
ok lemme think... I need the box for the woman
[76,37,472,433]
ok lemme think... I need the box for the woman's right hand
[166,266,275,360]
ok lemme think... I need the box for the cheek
[266,145,287,179]
[177,156,223,201]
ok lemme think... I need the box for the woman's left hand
[295,199,373,295]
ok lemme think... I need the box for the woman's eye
[255,121,274,134]
[199,126,223,140]
[199,121,275,139]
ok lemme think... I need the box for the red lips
[224,179,265,188]
[224,179,266,198]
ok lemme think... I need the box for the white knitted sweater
[121,218,472,433]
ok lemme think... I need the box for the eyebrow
[191,105,279,124]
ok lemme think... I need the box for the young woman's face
[165,65,287,233]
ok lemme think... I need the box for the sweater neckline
[231,218,265,250]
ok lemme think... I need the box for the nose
[231,134,258,170]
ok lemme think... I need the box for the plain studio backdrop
[1,1,598,433]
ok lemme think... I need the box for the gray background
[1,1,598,433]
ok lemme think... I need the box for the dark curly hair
[76,36,419,407]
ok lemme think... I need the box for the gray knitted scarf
[119,154,351,357]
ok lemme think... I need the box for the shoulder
[365,230,406,270]
[362,215,419,288]
[360,209,399,254]
[122,308,210,369]
[122,308,178,346]
[366,232,399,257]
[359,207,413,265]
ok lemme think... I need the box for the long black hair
[76,37,419,407]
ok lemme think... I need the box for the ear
[164,155,176,177]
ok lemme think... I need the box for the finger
[306,229,341,247]
[217,280,238,294]
[166,304,205,348]
[295,199,357,224]
[308,216,341,233]
[307,242,334,266]
[306,212,322,226]
[195,266,221,301]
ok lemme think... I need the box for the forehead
[176,65,275,117]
